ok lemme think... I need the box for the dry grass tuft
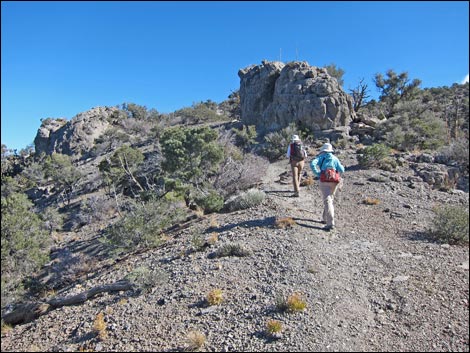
[185,330,206,351]
[363,197,380,205]
[300,175,314,186]
[207,232,219,245]
[93,312,107,340]
[275,217,296,229]
[206,288,224,306]
[266,319,283,335]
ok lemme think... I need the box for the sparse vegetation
[362,197,381,205]
[430,204,469,245]
[1,192,51,307]
[223,188,266,212]
[0,66,468,352]
[125,266,168,293]
[357,143,393,169]
[265,319,283,336]
[276,292,307,313]
[275,217,296,229]
[185,330,206,351]
[93,312,107,340]
[211,243,252,258]
[206,288,224,306]
[104,199,187,252]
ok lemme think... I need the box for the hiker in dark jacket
[310,143,345,231]
[286,135,307,197]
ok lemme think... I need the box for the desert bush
[104,199,187,253]
[125,265,167,293]
[21,161,46,188]
[99,145,145,196]
[43,153,83,205]
[211,243,252,258]
[430,204,469,245]
[223,188,266,212]
[40,206,64,235]
[92,127,131,156]
[160,126,224,184]
[1,192,51,307]
[261,124,298,161]
[357,143,397,171]
[190,234,207,252]
[174,100,226,124]
[193,189,224,214]
[232,125,258,151]
[213,149,269,197]
[77,195,116,224]
[374,108,447,151]
[436,137,469,174]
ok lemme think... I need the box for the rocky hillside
[1,146,468,352]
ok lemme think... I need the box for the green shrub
[262,124,298,161]
[174,100,226,124]
[104,199,187,253]
[223,188,266,212]
[357,143,396,170]
[430,205,469,245]
[232,125,258,150]
[1,192,51,306]
[211,243,252,258]
[194,189,224,214]
[125,265,167,293]
[374,108,447,151]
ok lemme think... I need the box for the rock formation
[238,60,356,136]
[34,106,118,159]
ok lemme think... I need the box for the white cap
[291,135,301,143]
[320,143,334,153]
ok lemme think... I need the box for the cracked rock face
[238,60,356,134]
[34,106,118,159]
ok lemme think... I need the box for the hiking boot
[324,225,335,231]
[293,192,300,197]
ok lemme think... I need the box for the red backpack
[319,158,340,183]
[320,168,341,183]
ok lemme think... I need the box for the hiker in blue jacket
[310,143,345,231]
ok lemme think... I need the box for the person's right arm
[310,157,321,177]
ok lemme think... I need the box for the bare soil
[1,149,468,352]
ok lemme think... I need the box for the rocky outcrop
[34,106,118,159]
[238,60,356,135]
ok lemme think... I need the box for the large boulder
[238,60,356,135]
[34,106,118,159]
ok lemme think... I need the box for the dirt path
[1,150,468,352]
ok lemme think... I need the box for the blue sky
[2,1,469,151]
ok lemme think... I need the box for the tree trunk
[3,280,133,325]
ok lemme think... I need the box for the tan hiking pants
[290,159,304,194]
[319,181,340,227]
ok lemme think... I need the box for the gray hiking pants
[319,181,339,227]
